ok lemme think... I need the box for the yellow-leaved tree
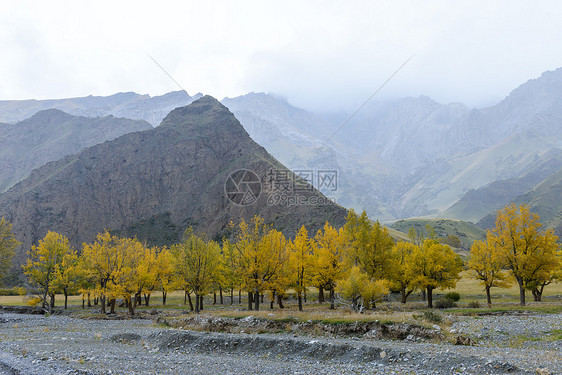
[337,266,389,311]
[23,231,72,310]
[172,229,220,313]
[388,241,418,303]
[312,222,346,309]
[487,204,560,305]
[154,247,175,306]
[343,210,395,282]
[405,239,463,308]
[233,216,286,311]
[468,237,512,307]
[288,225,312,311]
[81,231,141,314]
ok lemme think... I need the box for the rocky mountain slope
[0,109,152,192]
[0,96,346,260]
[2,69,561,224]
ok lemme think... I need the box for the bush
[0,287,27,296]
[444,292,460,302]
[467,301,481,308]
[414,310,443,323]
[436,299,457,309]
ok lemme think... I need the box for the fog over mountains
[1,68,561,235]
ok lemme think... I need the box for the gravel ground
[0,312,560,374]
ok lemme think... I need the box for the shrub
[436,299,457,309]
[467,301,481,308]
[445,292,460,302]
[414,310,443,323]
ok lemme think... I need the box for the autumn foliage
[18,204,560,313]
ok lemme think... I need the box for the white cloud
[1,0,562,111]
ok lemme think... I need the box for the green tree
[0,217,19,283]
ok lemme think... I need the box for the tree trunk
[144,294,150,306]
[128,297,135,316]
[536,284,545,302]
[254,290,260,311]
[50,293,55,308]
[304,288,307,303]
[248,291,253,310]
[82,294,85,309]
[401,287,407,304]
[517,278,526,306]
[162,290,167,305]
[187,292,194,311]
[238,289,241,304]
[195,293,200,313]
[276,293,284,309]
[199,295,204,311]
[220,288,223,305]
[318,286,325,304]
[329,288,335,310]
[297,294,303,311]
[110,299,116,314]
[64,290,68,310]
[486,285,492,307]
[101,295,106,314]
[426,287,433,308]
[260,294,264,303]
[87,292,92,308]
[230,288,234,305]
[421,289,426,302]
[213,292,217,305]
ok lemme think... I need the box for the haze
[2,0,562,112]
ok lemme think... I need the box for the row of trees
[21,210,467,314]
[8,204,561,313]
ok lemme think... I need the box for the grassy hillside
[478,167,562,236]
[390,218,486,249]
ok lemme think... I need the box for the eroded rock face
[0,96,346,260]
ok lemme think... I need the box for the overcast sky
[2,0,562,111]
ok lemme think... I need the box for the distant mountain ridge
[1,68,561,226]
[0,96,347,263]
[0,91,198,126]
[0,109,152,192]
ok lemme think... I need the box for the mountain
[2,68,561,224]
[443,152,562,222]
[390,218,485,250]
[0,91,196,126]
[0,96,347,263]
[477,166,562,236]
[0,109,152,192]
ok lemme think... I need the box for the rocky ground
[0,311,560,375]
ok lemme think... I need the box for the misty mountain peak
[25,108,75,125]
